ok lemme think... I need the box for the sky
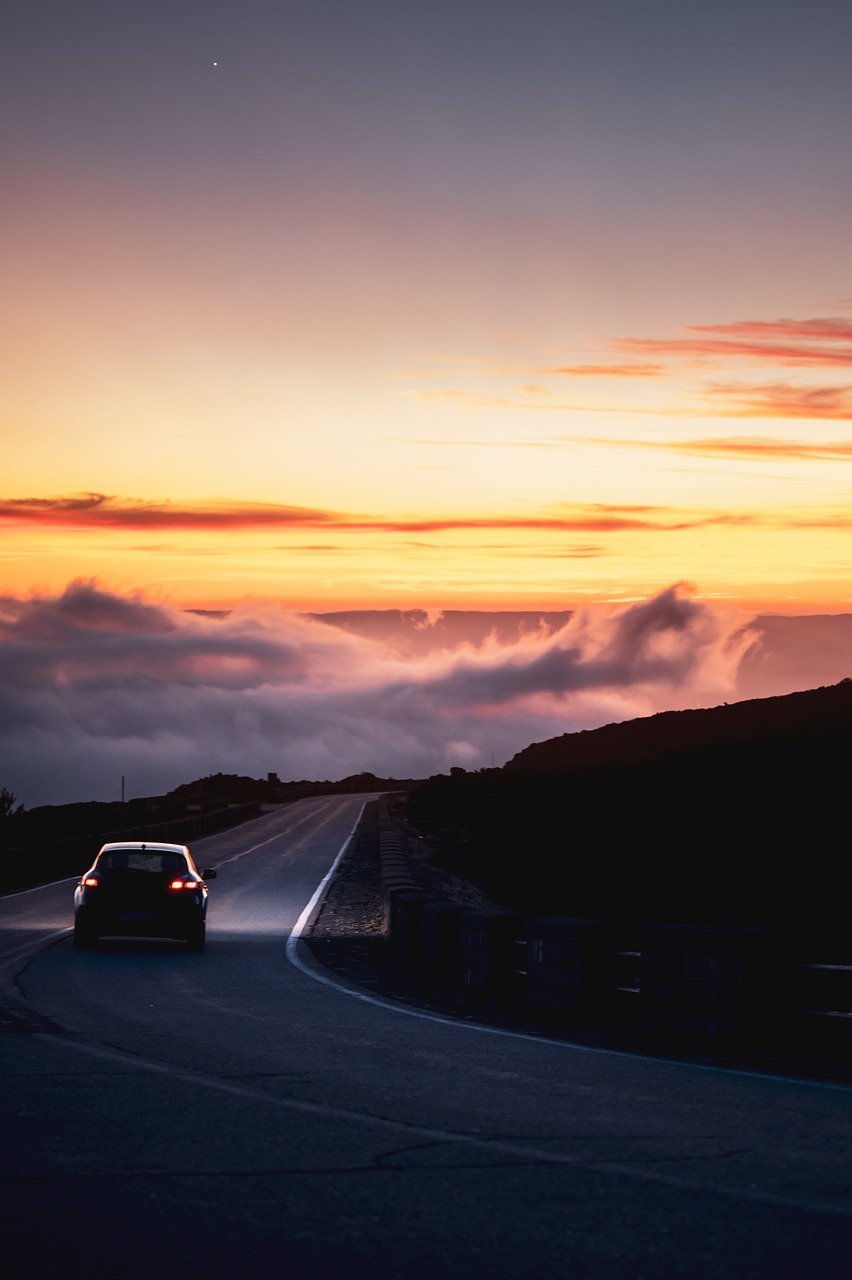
[2,2,851,802]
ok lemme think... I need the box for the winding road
[2,795,850,1278]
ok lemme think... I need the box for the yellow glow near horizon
[3,166,852,613]
[1,497,850,613]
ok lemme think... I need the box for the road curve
[1,794,850,1279]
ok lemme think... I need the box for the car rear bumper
[75,904,206,940]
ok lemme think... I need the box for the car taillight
[169,879,202,891]
[82,877,99,887]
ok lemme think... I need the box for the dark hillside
[408,680,851,928]
[507,679,852,773]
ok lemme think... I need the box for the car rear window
[98,851,188,874]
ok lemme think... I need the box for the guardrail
[378,801,851,1053]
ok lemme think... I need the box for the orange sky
[3,7,852,614]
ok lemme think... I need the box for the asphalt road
[1,795,850,1279]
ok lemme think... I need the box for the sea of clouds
[0,581,756,807]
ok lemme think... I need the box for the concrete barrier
[387,889,438,961]
[414,900,466,982]
[377,801,419,932]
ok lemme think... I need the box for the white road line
[0,877,77,901]
[285,806,852,1096]
[214,832,293,867]
[29,1029,852,1220]
[286,804,366,950]
[0,929,71,965]
[213,803,334,866]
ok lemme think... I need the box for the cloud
[619,338,851,367]
[408,315,852,425]
[615,315,852,369]
[544,503,753,532]
[704,381,852,420]
[415,389,559,410]
[690,317,852,343]
[0,493,743,536]
[580,431,852,461]
[0,581,755,807]
[412,388,667,414]
[398,434,561,449]
[0,494,340,530]
[401,586,737,707]
[540,363,665,378]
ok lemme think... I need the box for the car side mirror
[201,868,218,880]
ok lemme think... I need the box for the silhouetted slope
[409,680,851,926]
[506,678,852,773]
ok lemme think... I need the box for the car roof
[98,842,190,856]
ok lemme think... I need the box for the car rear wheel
[185,923,206,951]
[73,922,98,949]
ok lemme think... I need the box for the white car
[73,841,217,950]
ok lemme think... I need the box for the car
[73,841,217,951]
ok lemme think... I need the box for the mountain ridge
[506,678,852,773]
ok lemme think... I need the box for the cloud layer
[0,581,755,807]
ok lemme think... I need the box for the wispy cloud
[786,509,852,529]
[400,435,560,448]
[415,375,852,424]
[616,315,852,369]
[581,432,852,461]
[414,388,680,415]
[404,316,852,442]
[415,389,558,410]
[704,381,852,419]
[0,494,339,530]
[691,317,852,342]
[414,316,852,393]
[0,493,744,535]
[540,362,665,378]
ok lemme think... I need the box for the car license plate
[119,911,159,922]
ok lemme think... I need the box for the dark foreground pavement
[1,795,850,1279]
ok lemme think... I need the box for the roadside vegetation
[0,787,24,819]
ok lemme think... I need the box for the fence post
[639,923,778,1046]
[525,917,620,1022]
[460,910,523,1003]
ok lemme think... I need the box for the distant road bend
[1,794,850,1279]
